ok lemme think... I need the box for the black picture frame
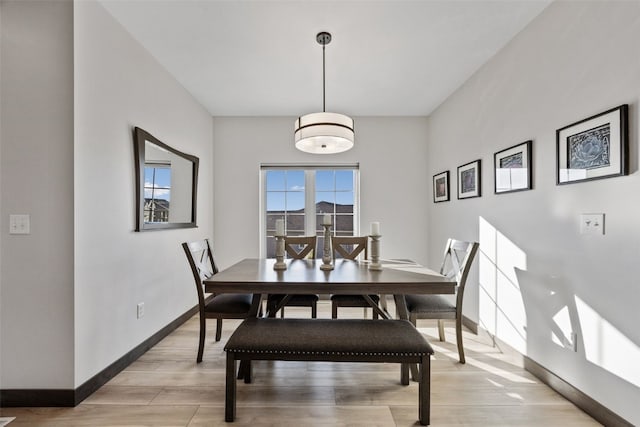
[433,171,450,203]
[457,159,481,199]
[494,140,532,194]
[556,104,628,185]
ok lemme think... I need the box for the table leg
[394,294,420,382]
[362,295,391,319]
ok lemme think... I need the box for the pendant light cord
[322,43,326,112]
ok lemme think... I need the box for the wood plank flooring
[0,302,601,426]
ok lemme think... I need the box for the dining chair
[266,235,318,318]
[404,238,479,364]
[182,239,254,363]
[330,236,382,319]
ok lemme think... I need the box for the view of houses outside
[265,169,357,258]
[144,165,171,222]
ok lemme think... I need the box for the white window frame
[259,164,360,258]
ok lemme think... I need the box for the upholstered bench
[224,317,434,425]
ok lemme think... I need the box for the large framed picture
[457,159,481,199]
[556,104,628,185]
[433,171,450,203]
[494,140,532,194]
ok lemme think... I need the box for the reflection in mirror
[134,127,199,231]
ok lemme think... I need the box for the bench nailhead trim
[226,349,429,356]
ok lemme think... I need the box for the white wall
[212,117,429,270]
[0,0,75,389]
[426,1,640,423]
[73,1,214,386]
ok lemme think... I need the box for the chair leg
[280,307,285,318]
[311,302,317,319]
[331,302,338,319]
[197,313,206,363]
[373,308,378,320]
[215,318,223,342]
[438,319,446,342]
[455,316,465,364]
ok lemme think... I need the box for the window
[143,163,171,223]
[261,165,359,258]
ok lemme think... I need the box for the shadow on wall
[478,216,639,389]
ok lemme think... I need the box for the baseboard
[462,315,478,334]
[0,301,203,407]
[524,356,633,427]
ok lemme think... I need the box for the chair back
[182,239,218,307]
[439,239,479,310]
[284,236,317,259]
[332,236,368,260]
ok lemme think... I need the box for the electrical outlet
[580,213,604,235]
[9,214,30,235]
[137,302,145,319]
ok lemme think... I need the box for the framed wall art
[457,159,481,199]
[433,171,450,203]
[556,104,628,185]
[494,140,532,194]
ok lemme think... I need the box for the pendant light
[294,32,354,154]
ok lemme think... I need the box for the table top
[204,258,454,295]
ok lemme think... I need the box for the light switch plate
[580,213,604,235]
[9,214,30,235]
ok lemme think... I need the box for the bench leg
[401,363,409,386]
[418,354,431,426]
[236,360,252,383]
[225,352,237,422]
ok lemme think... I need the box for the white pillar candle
[370,221,380,235]
[323,214,332,225]
[275,219,284,236]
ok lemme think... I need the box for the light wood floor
[1,302,601,426]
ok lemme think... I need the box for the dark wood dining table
[203,257,455,381]
[204,257,454,318]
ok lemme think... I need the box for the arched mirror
[133,127,199,231]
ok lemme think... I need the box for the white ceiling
[99,0,551,117]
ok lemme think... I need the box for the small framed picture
[433,171,450,203]
[556,104,628,185]
[494,140,532,194]
[457,159,481,199]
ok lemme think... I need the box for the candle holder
[320,223,334,271]
[369,234,382,271]
[273,235,287,270]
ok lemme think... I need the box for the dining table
[204,257,453,317]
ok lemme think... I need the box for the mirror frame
[133,126,199,231]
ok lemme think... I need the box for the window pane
[266,236,276,258]
[336,191,354,207]
[286,214,305,233]
[266,170,285,191]
[316,170,334,191]
[316,214,335,232]
[335,214,354,233]
[316,192,335,212]
[335,170,353,190]
[265,214,284,232]
[286,191,305,212]
[286,170,305,191]
[266,192,285,212]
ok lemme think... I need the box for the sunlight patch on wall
[551,305,572,348]
[479,217,528,354]
[575,296,640,388]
